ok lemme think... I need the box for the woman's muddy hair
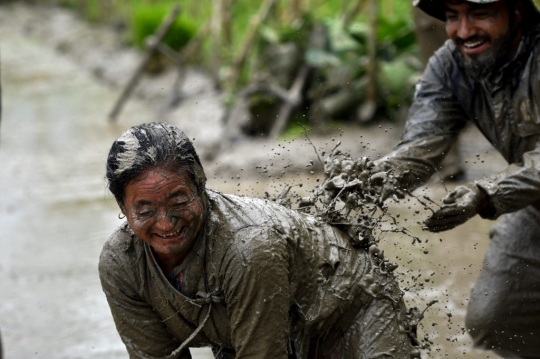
[106,122,206,206]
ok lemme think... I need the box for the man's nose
[457,16,477,40]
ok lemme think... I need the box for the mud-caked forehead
[107,122,206,196]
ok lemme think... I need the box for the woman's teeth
[157,228,181,238]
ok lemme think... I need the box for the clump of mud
[269,141,437,355]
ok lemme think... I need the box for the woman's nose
[155,209,177,231]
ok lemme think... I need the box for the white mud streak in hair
[114,129,141,176]
[147,146,157,163]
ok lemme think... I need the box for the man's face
[444,0,521,79]
[122,167,205,265]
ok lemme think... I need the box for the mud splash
[268,140,442,355]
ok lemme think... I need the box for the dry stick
[177,20,210,63]
[228,0,277,93]
[155,43,182,64]
[291,0,303,20]
[365,0,378,115]
[108,4,181,122]
[269,66,310,139]
[166,18,212,107]
[367,0,378,100]
[222,0,234,47]
[343,0,366,28]
[341,0,352,16]
[210,0,224,72]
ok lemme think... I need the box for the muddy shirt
[99,190,411,359]
[377,24,540,219]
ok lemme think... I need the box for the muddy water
[0,5,508,359]
[0,23,147,359]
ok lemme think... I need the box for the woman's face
[122,167,205,266]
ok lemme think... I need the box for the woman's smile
[122,167,205,268]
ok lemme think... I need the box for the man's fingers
[424,214,466,229]
[442,186,472,204]
[442,190,460,204]
[424,207,473,232]
[423,221,461,233]
[428,205,463,219]
[424,207,466,225]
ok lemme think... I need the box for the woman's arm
[221,227,292,359]
[99,245,191,359]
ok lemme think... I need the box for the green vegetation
[131,4,196,50]
[32,0,540,132]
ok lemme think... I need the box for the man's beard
[456,22,518,81]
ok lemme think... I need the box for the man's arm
[374,50,468,192]
[424,146,540,232]
[474,147,540,219]
[221,227,291,359]
[99,245,189,359]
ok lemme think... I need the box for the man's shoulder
[428,40,462,75]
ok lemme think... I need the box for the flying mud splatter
[268,139,438,355]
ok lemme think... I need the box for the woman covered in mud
[99,122,417,359]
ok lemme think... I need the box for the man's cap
[413,0,540,23]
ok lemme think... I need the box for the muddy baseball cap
[413,0,540,23]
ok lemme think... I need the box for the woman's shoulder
[206,189,303,224]
[99,222,144,274]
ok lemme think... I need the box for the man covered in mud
[99,122,418,359]
[373,0,540,357]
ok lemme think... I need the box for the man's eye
[473,10,490,19]
[445,13,458,21]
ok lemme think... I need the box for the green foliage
[131,4,196,50]
[45,0,422,123]
[378,57,420,119]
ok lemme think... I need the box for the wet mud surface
[0,3,510,359]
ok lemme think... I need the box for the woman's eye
[137,210,154,218]
[172,201,189,209]
[174,195,192,206]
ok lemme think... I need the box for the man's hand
[424,183,487,232]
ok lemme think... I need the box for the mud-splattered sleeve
[471,56,540,219]
[220,227,291,359]
[474,146,540,219]
[99,244,189,359]
[375,48,468,190]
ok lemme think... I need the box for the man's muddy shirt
[379,24,540,218]
[99,190,409,359]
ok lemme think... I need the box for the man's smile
[458,37,490,57]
